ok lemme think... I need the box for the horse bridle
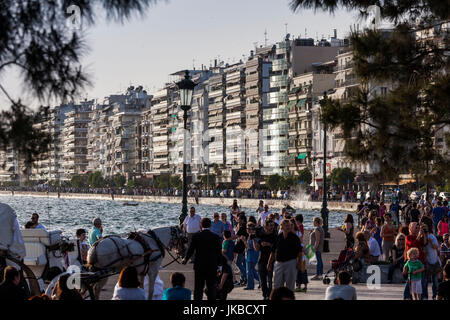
[160,226,187,268]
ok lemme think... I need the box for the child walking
[403,247,425,300]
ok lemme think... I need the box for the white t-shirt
[183,214,201,233]
[112,285,146,300]
[259,211,270,225]
[368,237,381,257]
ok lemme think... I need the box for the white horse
[86,226,186,300]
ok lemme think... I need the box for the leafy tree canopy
[0,0,158,165]
[113,174,126,188]
[88,171,105,188]
[329,167,356,187]
[298,168,313,186]
[265,174,281,191]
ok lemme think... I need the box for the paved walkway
[99,229,422,300]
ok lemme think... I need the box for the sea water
[0,195,355,237]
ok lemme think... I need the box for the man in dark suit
[182,217,222,300]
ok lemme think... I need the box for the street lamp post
[319,91,330,251]
[177,70,196,227]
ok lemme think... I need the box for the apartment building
[261,35,343,177]
[190,69,213,182]
[287,62,336,176]
[86,86,150,180]
[0,147,19,183]
[206,71,226,177]
[149,88,170,176]
[244,52,271,172]
[224,62,246,181]
[139,106,152,176]
[59,100,94,180]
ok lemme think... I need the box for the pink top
[439,222,448,236]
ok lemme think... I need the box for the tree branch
[0,83,16,105]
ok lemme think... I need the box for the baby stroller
[323,248,359,285]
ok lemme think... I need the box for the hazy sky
[1,0,361,109]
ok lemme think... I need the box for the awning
[383,179,416,186]
[236,181,253,189]
[289,87,301,94]
[296,98,307,107]
[330,87,346,100]
[287,100,296,110]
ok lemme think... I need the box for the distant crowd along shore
[0,186,430,203]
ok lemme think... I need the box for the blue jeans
[428,273,439,300]
[235,253,246,282]
[316,251,323,276]
[246,260,259,289]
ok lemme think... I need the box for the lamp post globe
[176,70,196,227]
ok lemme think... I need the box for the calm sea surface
[0,195,355,237]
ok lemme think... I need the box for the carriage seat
[21,229,62,246]
[22,242,47,266]
[21,229,62,266]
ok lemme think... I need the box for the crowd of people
[178,199,330,300]
[1,194,449,301]
[2,184,428,203]
[350,196,450,300]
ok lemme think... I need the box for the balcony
[246,87,259,97]
[226,84,241,94]
[246,73,259,82]
[208,88,223,98]
[225,71,241,82]
[226,111,243,121]
[334,62,354,72]
[269,91,288,104]
[275,47,287,55]
[226,97,242,108]
[272,59,288,72]
[262,107,288,121]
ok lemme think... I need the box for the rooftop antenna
[192,58,195,70]
[285,23,288,36]
[264,29,268,46]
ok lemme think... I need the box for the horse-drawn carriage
[0,202,187,300]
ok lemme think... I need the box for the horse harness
[127,231,163,274]
[90,230,168,275]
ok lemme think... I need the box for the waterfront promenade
[99,229,410,300]
[0,191,358,212]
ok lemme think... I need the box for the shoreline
[0,191,358,212]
